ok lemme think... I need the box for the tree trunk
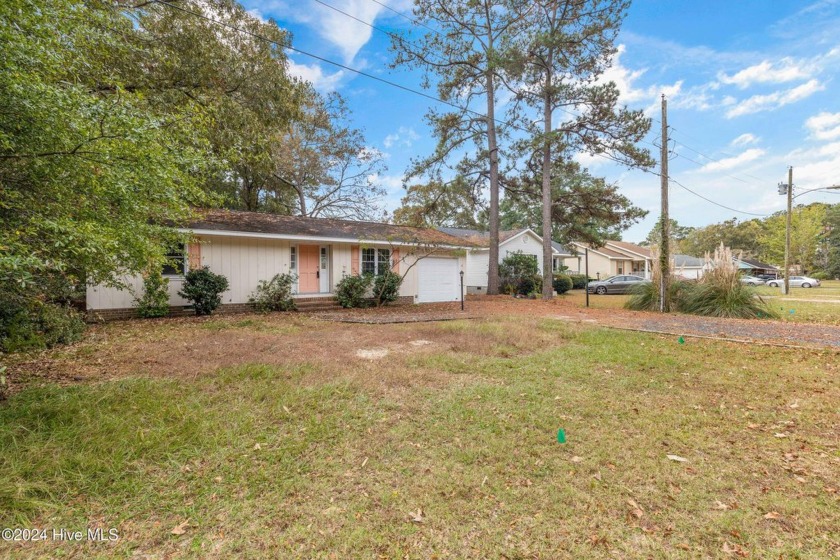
[486,52,501,295]
[541,69,554,299]
[297,185,308,217]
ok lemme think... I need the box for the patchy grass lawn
[1,314,838,559]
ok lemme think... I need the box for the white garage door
[417,257,460,303]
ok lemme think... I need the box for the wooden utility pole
[659,94,670,312]
[783,166,793,295]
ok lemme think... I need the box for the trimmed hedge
[552,274,573,294]
[567,274,589,290]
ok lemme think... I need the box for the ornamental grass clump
[680,244,778,319]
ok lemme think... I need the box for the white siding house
[86,210,471,319]
[438,228,572,294]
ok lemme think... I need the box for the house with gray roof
[438,227,572,294]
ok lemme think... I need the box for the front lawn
[1,314,838,558]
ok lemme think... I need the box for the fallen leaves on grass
[626,498,644,519]
[666,454,688,462]
[409,508,424,523]
[722,541,749,557]
[763,511,781,520]
[171,520,190,536]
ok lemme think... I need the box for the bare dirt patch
[2,309,573,395]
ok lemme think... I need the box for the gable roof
[605,240,652,259]
[185,209,475,247]
[736,257,779,270]
[551,241,572,256]
[438,227,569,254]
[569,241,636,259]
[438,227,523,244]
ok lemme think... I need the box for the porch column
[645,258,650,279]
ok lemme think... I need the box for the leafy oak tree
[1,0,210,292]
[759,203,827,273]
[270,90,387,219]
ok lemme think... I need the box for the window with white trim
[162,244,186,276]
[361,248,391,275]
[290,246,297,271]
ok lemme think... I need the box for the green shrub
[178,267,229,316]
[567,274,589,290]
[0,298,85,353]
[515,275,539,296]
[249,273,297,313]
[335,274,373,308]
[135,272,170,318]
[372,270,403,306]
[809,271,829,280]
[500,251,540,296]
[552,274,573,294]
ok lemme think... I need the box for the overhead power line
[669,178,768,217]
[153,0,768,219]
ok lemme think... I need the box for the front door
[298,244,320,293]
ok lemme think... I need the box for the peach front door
[298,244,320,293]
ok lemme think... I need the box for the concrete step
[295,299,343,312]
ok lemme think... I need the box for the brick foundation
[87,296,414,322]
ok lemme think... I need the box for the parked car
[756,274,778,281]
[587,275,649,295]
[766,276,821,288]
[740,276,766,286]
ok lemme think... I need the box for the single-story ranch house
[564,240,654,280]
[87,210,476,319]
[437,227,573,294]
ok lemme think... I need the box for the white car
[767,276,821,288]
[740,276,765,286]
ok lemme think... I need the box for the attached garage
[416,257,461,303]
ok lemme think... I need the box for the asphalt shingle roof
[186,209,476,247]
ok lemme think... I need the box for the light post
[584,247,590,308]
[459,270,464,311]
[778,176,840,294]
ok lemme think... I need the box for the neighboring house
[673,254,705,280]
[87,209,473,319]
[564,240,653,280]
[734,257,780,277]
[437,227,573,294]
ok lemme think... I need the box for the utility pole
[659,94,670,312]
[783,166,793,295]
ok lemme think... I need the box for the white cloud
[725,79,824,118]
[805,111,840,140]
[368,172,405,194]
[383,126,420,149]
[287,59,344,92]
[718,58,813,89]
[786,141,840,190]
[698,148,766,173]
[600,45,683,112]
[310,0,386,63]
[730,133,760,147]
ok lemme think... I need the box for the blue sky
[242,0,840,242]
